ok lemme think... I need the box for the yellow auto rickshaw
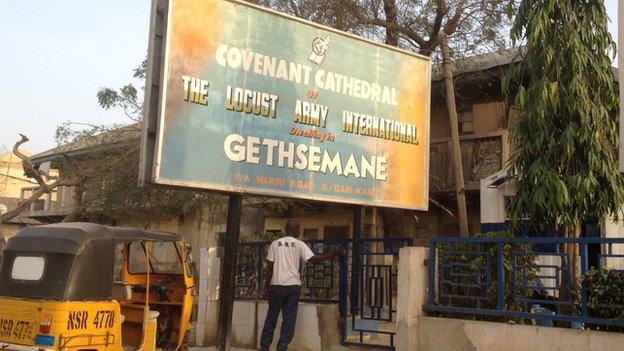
[0,222,195,350]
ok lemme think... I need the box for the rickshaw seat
[120,303,147,348]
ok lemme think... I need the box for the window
[324,226,349,240]
[33,199,45,211]
[128,242,182,275]
[459,110,474,134]
[303,228,319,240]
[20,188,34,201]
[11,256,45,281]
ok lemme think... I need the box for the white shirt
[266,236,315,286]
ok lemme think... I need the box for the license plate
[0,304,38,346]
[0,318,35,345]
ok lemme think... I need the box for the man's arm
[263,260,273,299]
[307,247,346,264]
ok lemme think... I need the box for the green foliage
[251,0,511,57]
[59,139,224,227]
[583,268,624,331]
[54,121,126,145]
[438,231,537,321]
[504,1,624,230]
[241,231,282,243]
[96,59,147,122]
[52,58,227,227]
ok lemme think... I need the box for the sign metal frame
[140,0,432,210]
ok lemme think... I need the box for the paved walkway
[190,345,367,351]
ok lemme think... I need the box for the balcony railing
[429,131,509,192]
[21,185,74,219]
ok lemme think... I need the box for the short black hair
[285,219,301,236]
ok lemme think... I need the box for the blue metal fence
[425,236,624,328]
[235,237,412,303]
[235,239,348,302]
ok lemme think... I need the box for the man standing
[260,219,345,351]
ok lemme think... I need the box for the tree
[249,0,360,32]
[54,61,225,228]
[0,135,76,224]
[339,0,510,56]
[339,0,513,235]
[439,31,469,236]
[0,61,226,229]
[96,59,146,123]
[505,0,623,286]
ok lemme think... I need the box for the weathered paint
[144,0,431,210]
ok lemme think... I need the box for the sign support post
[216,193,243,351]
[350,205,364,314]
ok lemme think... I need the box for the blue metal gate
[341,238,413,349]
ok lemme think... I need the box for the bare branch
[382,0,399,45]
[343,0,427,47]
[429,197,456,219]
[13,134,47,186]
[419,0,449,55]
[443,0,468,35]
[0,178,73,224]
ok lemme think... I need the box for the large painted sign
[141,0,431,210]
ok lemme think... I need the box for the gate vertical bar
[257,245,264,299]
[427,240,436,306]
[496,241,505,310]
[580,242,589,317]
[217,194,243,351]
[338,239,348,342]
[350,206,364,314]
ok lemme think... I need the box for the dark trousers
[260,285,301,351]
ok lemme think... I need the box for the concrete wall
[396,247,429,351]
[0,150,35,199]
[479,169,512,227]
[193,245,343,350]
[416,316,624,351]
[395,247,624,351]
[264,204,385,240]
[264,205,353,239]
[430,100,507,140]
[195,247,221,346]
[229,300,342,351]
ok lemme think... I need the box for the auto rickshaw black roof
[0,222,182,301]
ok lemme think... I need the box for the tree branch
[382,0,399,45]
[443,0,468,35]
[429,197,456,219]
[13,134,47,186]
[343,0,427,47]
[0,178,73,224]
[419,0,449,55]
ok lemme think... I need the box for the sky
[0,1,151,153]
[0,0,620,153]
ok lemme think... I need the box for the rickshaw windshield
[128,241,183,275]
